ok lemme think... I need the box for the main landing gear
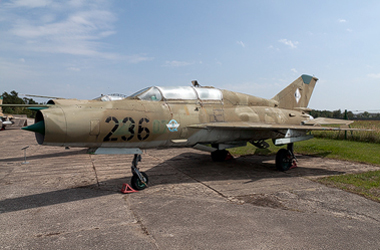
[130,154,149,190]
[211,149,228,162]
[211,149,234,162]
[275,143,297,171]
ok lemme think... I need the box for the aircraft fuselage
[32,89,310,149]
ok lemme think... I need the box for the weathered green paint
[152,120,169,134]
[301,74,313,84]
[28,106,49,111]
[22,120,45,134]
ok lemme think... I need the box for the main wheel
[211,150,228,162]
[131,172,149,190]
[276,148,292,171]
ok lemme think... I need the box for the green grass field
[295,138,380,165]
[228,120,380,202]
[312,120,380,143]
[229,138,380,166]
[318,171,380,202]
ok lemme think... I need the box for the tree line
[309,109,380,120]
[1,91,38,118]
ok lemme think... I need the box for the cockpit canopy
[128,86,223,102]
[94,93,128,102]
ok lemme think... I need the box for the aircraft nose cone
[22,120,45,135]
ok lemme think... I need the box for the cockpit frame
[128,86,223,104]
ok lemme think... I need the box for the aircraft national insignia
[166,119,180,132]
[294,88,301,103]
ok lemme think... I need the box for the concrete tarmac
[1,130,380,249]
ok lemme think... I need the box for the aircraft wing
[302,117,354,126]
[188,121,369,146]
[0,104,50,108]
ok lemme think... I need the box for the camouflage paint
[24,75,320,150]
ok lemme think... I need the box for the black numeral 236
[103,116,150,142]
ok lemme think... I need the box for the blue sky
[1,0,379,111]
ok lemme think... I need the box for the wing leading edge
[187,121,364,132]
[188,121,370,146]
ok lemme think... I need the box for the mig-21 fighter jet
[8,74,360,190]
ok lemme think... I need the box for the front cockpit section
[131,87,163,101]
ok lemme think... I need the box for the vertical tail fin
[272,74,318,110]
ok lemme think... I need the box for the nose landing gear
[130,154,149,190]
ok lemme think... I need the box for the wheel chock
[121,183,138,194]
[290,160,298,169]
[225,151,234,161]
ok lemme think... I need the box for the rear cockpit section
[93,94,128,102]
[127,86,223,102]
[46,99,91,105]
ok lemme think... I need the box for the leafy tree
[1,91,37,118]
[332,109,342,119]
[310,109,380,120]
[347,111,354,120]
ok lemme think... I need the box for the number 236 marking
[103,116,150,142]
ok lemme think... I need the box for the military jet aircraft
[11,74,359,190]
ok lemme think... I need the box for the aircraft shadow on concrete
[0,187,115,214]
[0,151,344,214]
[0,149,88,163]
[144,152,344,186]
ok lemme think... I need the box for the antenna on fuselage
[191,80,200,87]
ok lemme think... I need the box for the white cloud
[68,0,87,8]
[10,10,116,39]
[268,45,280,51]
[338,19,347,23]
[0,1,146,62]
[126,55,154,64]
[163,60,194,67]
[214,59,222,65]
[291,68,297,73]
[5,0,53,8]
[368,73,380,79]
[236,41,245,48]
[67,67,81,72]
[278,39,298,49]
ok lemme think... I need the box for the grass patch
[312,120,380,143]
[318,171,380,202]
[230,138,380,166]
[294,138,380,166]
[229,138,380,202]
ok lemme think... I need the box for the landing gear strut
[130,154,149,190]
[275,143,297,171]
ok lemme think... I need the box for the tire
[131,172,149,190]
[211,150,228,162]
[276,148,292,171]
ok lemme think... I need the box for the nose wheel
[130,154,149,190]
